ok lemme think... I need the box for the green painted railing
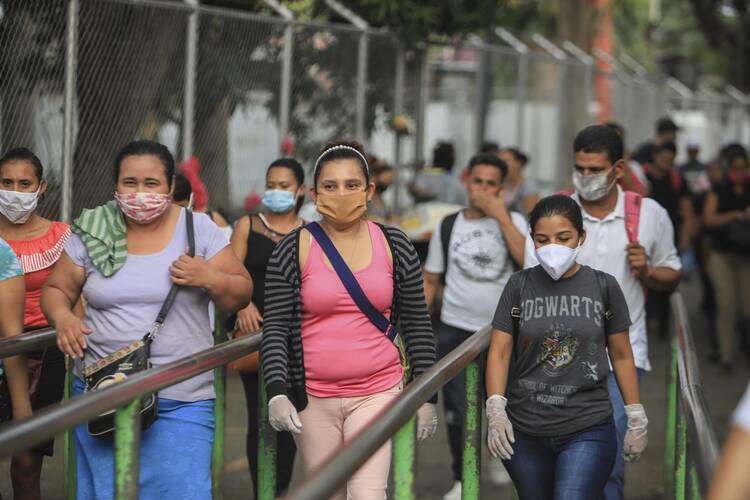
[665,292,720,499]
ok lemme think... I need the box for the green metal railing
[665,292,720,499]
[285,326,491,500]
[0,331,261,499]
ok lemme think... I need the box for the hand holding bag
[83,210,195,438]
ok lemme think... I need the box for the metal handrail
[0,327,57,358]
[286,326,491,500]
[0,332,261,458]
[670,292,720,493]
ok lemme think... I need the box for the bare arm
[42,253,91,358]
[678,196,696,252]
[708,427,750,500]
[704,191,743,228]
[627,242,682,292]
[230,215,250,263]
[0,276,31,419]
[607,330,640,405]
[486,329,513,397]
[497,212,526,267]
[423,271,441,314]
[201,247,253,313]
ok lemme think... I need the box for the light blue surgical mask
[262,189,296,213]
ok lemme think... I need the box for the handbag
[725,220,750,252]
[306,222,408,371]
[83,210,195,438]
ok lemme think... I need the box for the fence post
[462,359,481,500]
[495,28,529,149]
[675,388,687,500]
[64,358,77,500]
[182,0,199,161]
[414,45,429,164]
[392,42,405,213]
[212,320,228,499]
[665,337,678,497]
[279,21,294,142]
[61,0,78,224]
[392,417,416,499]
[257,366,277,500]
[114,398,142,500]
[355,30,369,143]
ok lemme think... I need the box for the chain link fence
[1,0,749,221]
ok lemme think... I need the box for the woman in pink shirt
[261,141,438,499]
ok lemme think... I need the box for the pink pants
[294,384,402,500]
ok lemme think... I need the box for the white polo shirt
[524,187,682,371]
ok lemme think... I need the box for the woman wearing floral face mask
[0,147,73,500]
[41,140,252,498]
[703,145,750,373]
[485,195,644,500]
[260,141,438,499]
[227,157,305,496]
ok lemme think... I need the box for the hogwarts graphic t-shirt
[492,265,631,437]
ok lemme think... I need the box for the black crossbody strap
[144,210,196,343]
[510,268,531,361]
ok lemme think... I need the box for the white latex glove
[268,395,302,434]
[486,395,514,460]
[623,403,648,462]
[416,403,438,441]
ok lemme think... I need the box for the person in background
[261,141,438,499]
[643,142,695,338]
[487,195,646,500]
[480,141,500,154]
[0,147,73,500]
[423,152,526,500]
[606,121,650,197]
[498,147,540,216]
[178,156,232,238]
[708,383,750,500]
[525,125,682,500]
[703,145,750,374]
[41,140,252,498]
[0,237,32,441]
[411,142,467,206]
[229,158,304,497]
[680,140,710,194]
[368,162,398,223]
[632,116,680,166]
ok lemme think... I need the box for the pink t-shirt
[301,221,403,397]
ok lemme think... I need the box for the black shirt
[646,169,691,240]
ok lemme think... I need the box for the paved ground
[1,279,748,499]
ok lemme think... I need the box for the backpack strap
[623,191,642,244]
[439,212,460,285]
[593,269,613,322]
[510,268,532,359]
[305,222,397,342]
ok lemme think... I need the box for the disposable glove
[623,403,648,462]
[486,395,514,460]
[268,395,302,434]
[680,249,696,279]
[416,403,438,441]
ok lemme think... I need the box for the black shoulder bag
[83,210,195,438]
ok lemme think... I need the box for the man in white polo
[525,125,682,500]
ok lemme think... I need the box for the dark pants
[646,290,671,339]
[503,417,617,500]
[437,321,481,482]
[239,371,296,497]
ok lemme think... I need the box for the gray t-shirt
[66,209,229,402]
[492,265,631,437]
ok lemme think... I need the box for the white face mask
[535,243,580,280]
[572,169,616,201]
[0,187,40,224]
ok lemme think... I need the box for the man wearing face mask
[525,125,682,500]
[423,153,527,499]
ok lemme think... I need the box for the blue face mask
[262,189,296,213]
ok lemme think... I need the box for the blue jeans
[503,417,617,500]
[604,369,645,500]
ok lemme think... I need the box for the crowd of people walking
[0,115,748,500]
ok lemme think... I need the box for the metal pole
[211,321,228,500]
[392,43,405,214]
[279,23,293,142]
[664,337,678,497]
[473,43,491,153]
[257,366,277,500]
[415,46,429,164]
[182,0,199,161]
[114,398,142,500]
[392,417,416,500]
[355,31,369,143]
[675,390,687,500]
[461,360,481,500]
[64,358,76,500]
[61,0,79,224]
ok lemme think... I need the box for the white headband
[313,145,369,177]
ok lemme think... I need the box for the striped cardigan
[261,223,437,411]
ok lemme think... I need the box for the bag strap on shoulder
[593,269,613,322]
[510,268,532,359]
[306,221,397,342]
[623,191,642,244]
[145,209,196,343]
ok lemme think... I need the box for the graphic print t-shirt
[492,265,631,437]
